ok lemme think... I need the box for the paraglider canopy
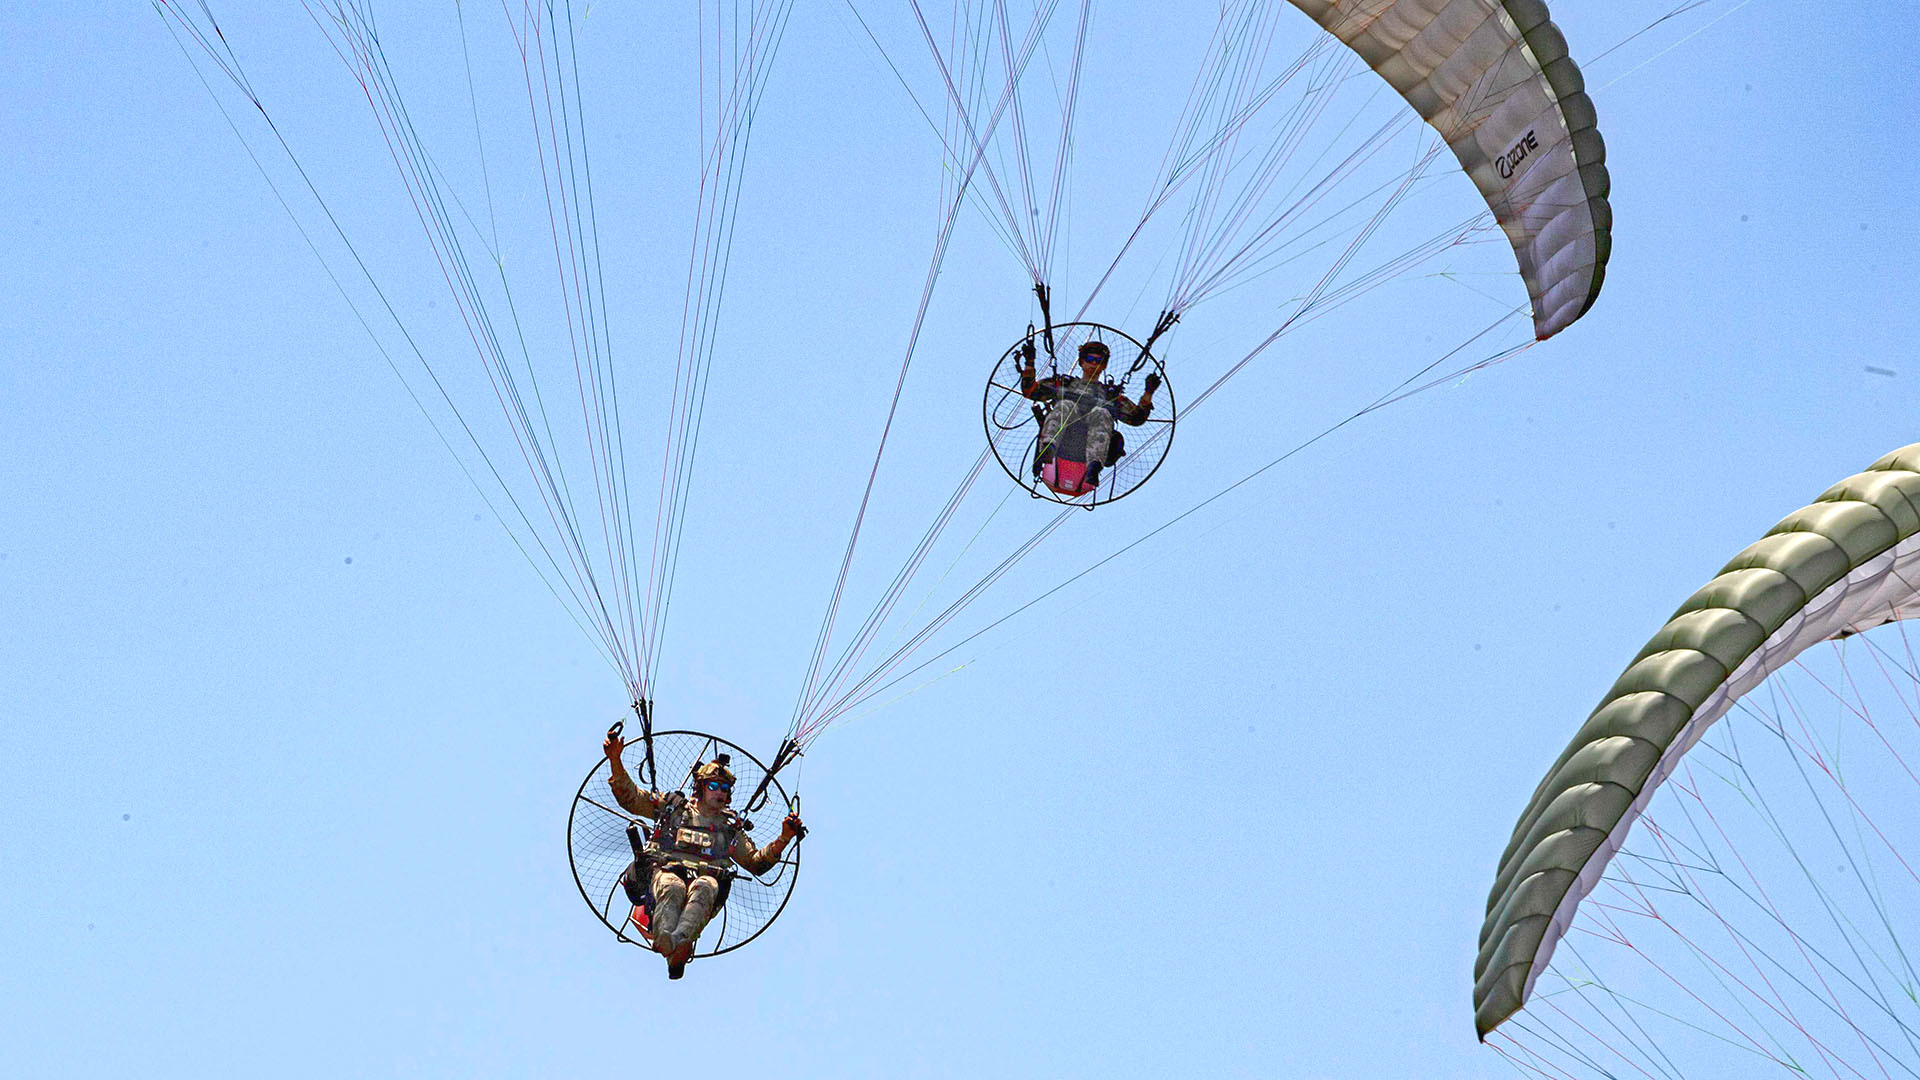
[1474,444,1920,1038]
[1285,0,1613,340]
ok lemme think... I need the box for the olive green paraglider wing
[1474,444,1920,1038]
[1287,0,1611,339]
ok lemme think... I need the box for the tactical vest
[649,794,741,874]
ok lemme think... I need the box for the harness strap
[1033,281,1057,362]
[1130,309,1179,377]
[635,699,656,788]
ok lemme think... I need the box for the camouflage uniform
[1022,373,1152,471]
[610,772,780,952]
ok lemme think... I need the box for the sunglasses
[701,779,734,793]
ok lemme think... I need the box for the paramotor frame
[983,321,1176,507]
[567,729,801,959]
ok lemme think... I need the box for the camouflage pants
[650,867,722,951]
[1040,401,1114,466]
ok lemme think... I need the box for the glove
[1144,372,1162,393]
[1020,339,1037,365]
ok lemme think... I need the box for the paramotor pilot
[602,729,805,978]
[1020,338,1160,496]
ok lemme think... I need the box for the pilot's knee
[653,875,688,904]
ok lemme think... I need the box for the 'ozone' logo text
[1495,130,1539,180]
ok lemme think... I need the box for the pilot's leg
[650,869,689,952]
[1083,411,1114,486]
[1086,410,1113,466]
[675,874,723,949]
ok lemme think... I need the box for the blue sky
[3,3,1917,1077]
